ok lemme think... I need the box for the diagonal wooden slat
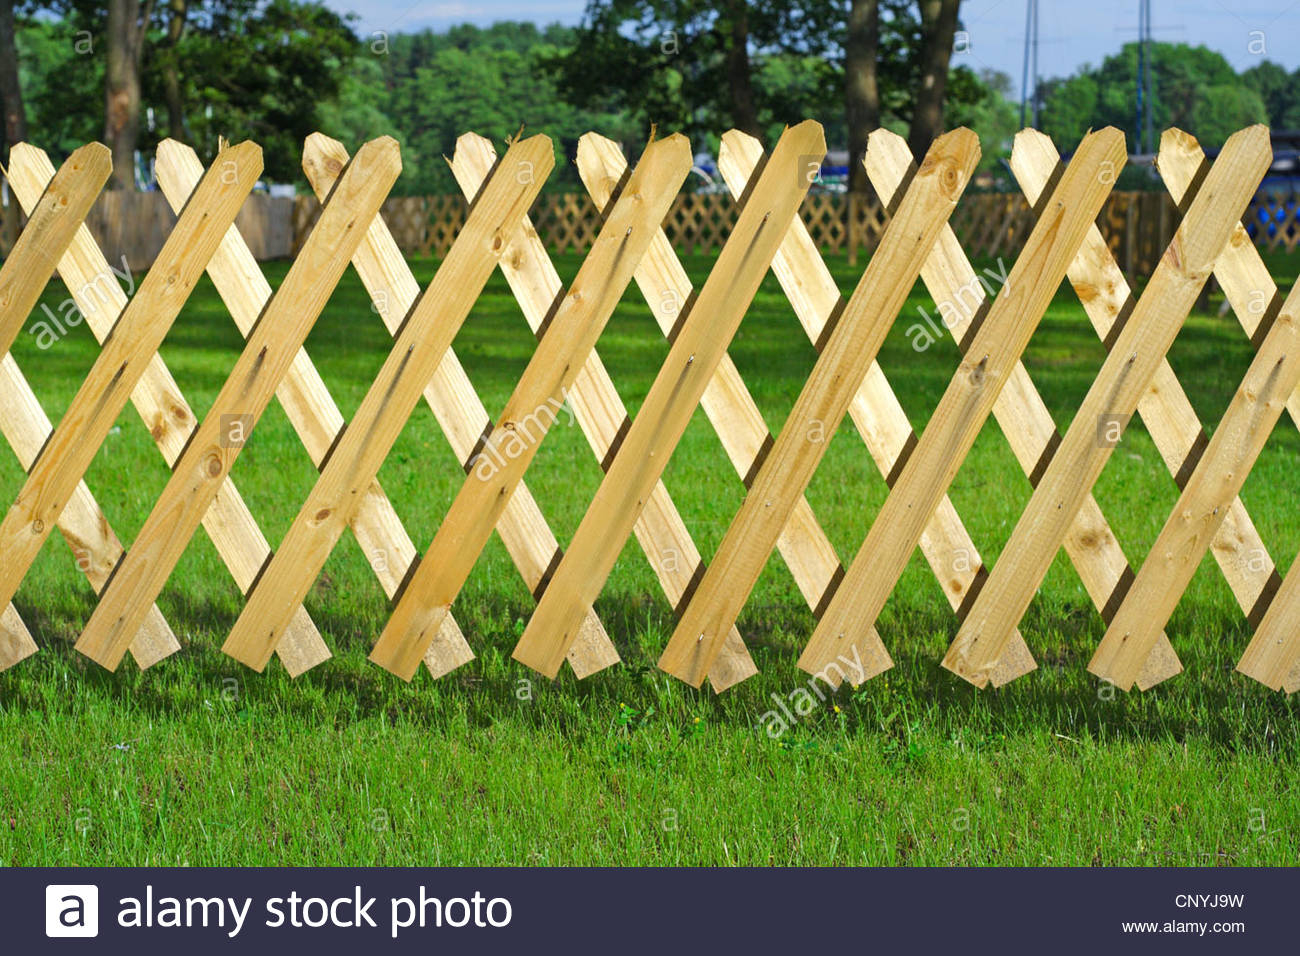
[369,134,693,679]
[457,132,755,691]
[75,137,403,670]
[221,135,555,672]
[0,144,111,356]
[1099,279,1300,688]
[152,138,471,678]
[0,141,262,654]
[658,128,981,687]
[513,120,829,679]
[298,133,617,680]
[799,127,1129,681]
[944,125,1272,688]
[863,129,1181,689]
[718,130,1035,688]
[1152,132,1300,693]
[0,143,114,668]
[1009,127,1280,689]
[5,145,326,675]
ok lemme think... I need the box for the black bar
[9,866,1291,952]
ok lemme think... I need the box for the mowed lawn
[1,248,1299,866]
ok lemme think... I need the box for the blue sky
[322,1,1300,97]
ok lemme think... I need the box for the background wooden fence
[1,121,1299,697]
[5,170,1297,272]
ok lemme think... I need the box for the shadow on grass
[4,591,1297,758]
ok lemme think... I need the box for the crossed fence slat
[220,135,557,672]
[859,128,1180,689]
[658,128,981,686]
[574,132,842,689]
[149,138,470,677]
[797,128,1130,679]
[366,134,694,679]
[5,120,1300,697]
[0,144,124,667]
[454,132,756,690]
[946,126,1273,688]
[719,129,1037,687]
[299,133,618,680]
[74,138,404,670]
[512,121,828,677]
[1002,128,1286,689]
[0,141,275,668]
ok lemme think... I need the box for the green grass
[2,250,1299,866]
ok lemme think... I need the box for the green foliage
[18,0,358,182]
[1041,42,1279,154]
[16,17,102,155]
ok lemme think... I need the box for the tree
[105,0,151,188]
[843,0,878,194]
[906,0,960,160]
[0,0,26,158]
[1242,60,1300,129]
[160,0,187,142]
[1042,42,1269,153]
[548,0,840,148]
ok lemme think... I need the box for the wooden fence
[1,121,1298,696]
[291,179,1300,271]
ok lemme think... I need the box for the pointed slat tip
[305,131,345,153]
[643,130,692,164]
[455,130,494,152]
[1222,122,1273,157]
[1012,126,1053,148]
[69,140,112,166]
[356,134,402,165]
[866,126,908,150]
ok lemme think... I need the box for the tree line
[0,0,1294,197]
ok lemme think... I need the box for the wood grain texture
[301,132,611,680]
[717,130,1034,687]
[4,144,326,674]
[1100,280,1300,688]
[370,134,692,679]
[944,125,1271,688]
[1008,127,1277,689]
[0,140,262,662]
[221,134,554,672]
[863,129,1181,689]
[512,120,826,679]
[75,137,402,671]
[456,133,755,688]
[657,128,980,687]
[800,127,1129,682]
[1152,132,1300,693]
[0,143,113,669]
[0,143,110,358]
[152,138,468,678]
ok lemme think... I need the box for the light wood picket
[659,128,981,687]
[151,139,470,677]
[950,126,1272,689]
[221,135,556,672]
[799,128,1129,682]
[75,137,404,670]
[4,144,327,674]
[0,141,263,663]
[3,120,1300,700]
[369,134,693,679]
[512,121,828,678]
